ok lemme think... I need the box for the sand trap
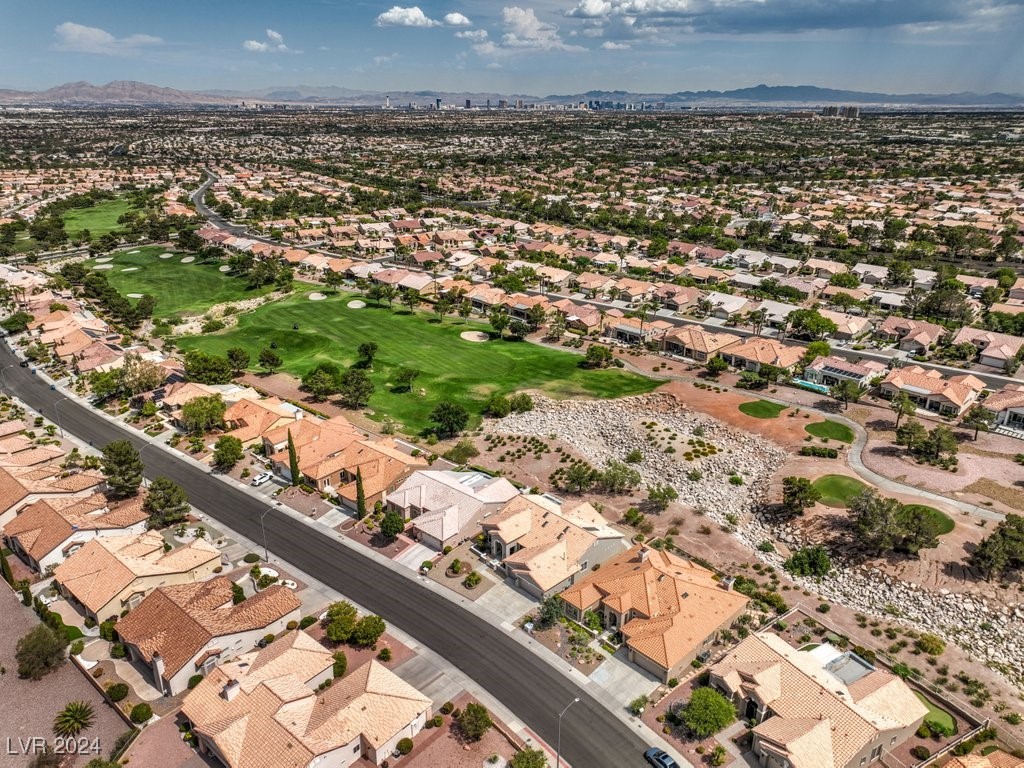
[127,293,145,299]
[180,256,196,263]
[92,264,114,270]
[347,300,366,309]
[127,250,140,254]
[460,331,489,343]
[218,265,231,272]
[95,257,113,263]
[309,292,327,301]
[121,267,139,272]
[159,252,174,259]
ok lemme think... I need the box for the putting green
[903,504,955,535]
[174,291,659,434]
[811,474,868,508]
[915,692,957,734]
[805,419,855,443]
[82,247,273,318]
[738,400,787,419]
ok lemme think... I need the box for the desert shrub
[130,703,153,724]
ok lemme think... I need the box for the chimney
[221,679,240,701]
[721,576,736,591]
[152,651,165,679]
[638,547,650,563]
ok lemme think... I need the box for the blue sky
[1,0,1022,94]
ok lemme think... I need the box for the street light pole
[260,506,275,562]
[52,396,69,438]
[556,696,580,768]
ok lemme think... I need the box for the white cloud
[376,6,441,27]
[474,6,584,55]
[374,52,400,64]
[444,12,473,26]
[242,28,295,53]
[567,0,613,18]
[455,28,489,40]
[601,40,631,48]
[53,22,163,56]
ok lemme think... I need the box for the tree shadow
[865,418,896,431]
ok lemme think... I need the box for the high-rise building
[498,99,508,109]
[465,99,471,109]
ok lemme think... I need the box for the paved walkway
[588,646,660,704]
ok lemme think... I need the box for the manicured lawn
[63,198,134,237]
[83,247,273,318]
[738,400,787,419]
[915,692,957,734]
[903,504,955,535]
[175,291,659,434]
[811,474,868,508]
[804,419,855,443]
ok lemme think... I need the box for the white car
[251,472,272,487]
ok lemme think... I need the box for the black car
[18,360,28,368]
[644,748,680,768]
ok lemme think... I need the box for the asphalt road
[0,343,652,767]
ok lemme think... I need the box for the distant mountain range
[0,80,1021,108]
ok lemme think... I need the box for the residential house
[703,291,752,321]
[732,248,771,271]
[852,263,889,285]
[803,257,848,279]
[182,632,432,768]
[710,634,927,768]
[482,494,627,599]
[950,327,1024,370]
[53,531,221,623]
[560,546,748,683]
[765,255,802,274]
[1009,277,1024,302]
[720,337,806,373]
[875,317,946,353]
[605,317,673,346]
[681,265,734,285]
[986,384,1024,432]
[385,470,519,551]
[614,278,657,304]
[222,397,301,447]
[957,274,999,297]
[818,309,873,340]
[802,356,887,389]
[878,366,985,417]
[0,462,105,528]
[869,291,906,312]
[945,750,1024,768]
[573,272,616,296]
[662,325,742,363]
[117,578,301,695]
[655,285,701,313]
[3,493,148,574]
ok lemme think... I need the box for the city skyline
[1,0,1023,95]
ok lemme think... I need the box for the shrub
[109,642,127,659]
[187,675,204,690]
[911,746,931,761]
[69,640,85,656]
[916,724,932,739]
[915,633,946,656]
[440,702,454,715]
[286,620,298,631]
[377,647,392,662]
[681,688,736,738]
[817,603,831,614]
[432,714,444,727]
[396,738,414,755]
[299,615,317,630]
[333,651,347,678]
[628,696,648,715]
[351,615,387,647]
[420,560,433,571]
[106,683,129,702]
[457,703,493,741]
[463,571,483,589]
[130,703,153,724]
[667,678,679,688]
[243,553,261,564]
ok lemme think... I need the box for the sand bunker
[180,256,196,263]
[121,267,139,272]
[159,253,174,259]
[309,292,327,301]
[92,264,114,270]
[95,257,113,263]
[347,300,366,309]
[126,293,144,299]
[218,265,231,272]
[460,331,489,342]
[127,250,140,254]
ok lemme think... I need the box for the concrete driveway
[588,646,660,705]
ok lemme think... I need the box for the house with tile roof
[803,356,888,390]
[986,384,1024,433]
[945,750,1024,768]
[117,578,301,695]
[386,470,519,551]
[53,531,221,622]
[3,492,148,574]
[878,365,985,417]
[0,462,105,528]
[662,324,742,363]
[709,634,928,768]
[875,317,946,354]
[182,632,432,768]
[950,327,1024,370]
[482,494,628,599]
[560,545,748,682]
[222,396,301,447]
[720,337,806,373]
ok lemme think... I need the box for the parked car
[644,748,680,768]
[251,472,272,487]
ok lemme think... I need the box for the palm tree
[53,701,95,737]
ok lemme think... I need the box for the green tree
[457,703,493,742]
[15,624,67,680]
[511,749,548,768]
[852,490,906,553]
[429,400,469,438]
[562,462,596,493]
[803,340,831,363]
[681,687,736,738]
[333,650,347,677]
[380,509,404,540]
[894,418,927,453]
[484,393,512,418]
[705,355,728,377]
[339,368,375,408]
[646,483,678,512]
[784,546,832,578]
[393,367,420,392]
[890,391,916,428]
[183,350,233,385]
[303,368,340,402]
[143,477,191,527]
[351,615,387,647]
[961,405,995,441]
[1,311,33,334]
[537,596,563,626]
[886,261,914,287]
[226,347,250,375]
[212,435,244,470]
[287,429,301,486]
[924,424,958,462]
[322,601,358,643]
[781,476,821,515]
[829,380,864,410]
[599,459,641,494]
[488,308,509,338]
[970,514,1024,579]
[355,467,367,517]
[357,341,379,368]
[101,440,144,499]
[53,701,95,737]
[258,348,282,373]
[788,308,838,340]
[180,394,226,435]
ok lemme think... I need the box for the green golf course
[805,419,856,443]
[83,247,274,318]
[63,198,135,237]
[175,290,659,433]
[738,399,787,419]
[811,474,868,507]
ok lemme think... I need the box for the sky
[1,0,1023,95]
